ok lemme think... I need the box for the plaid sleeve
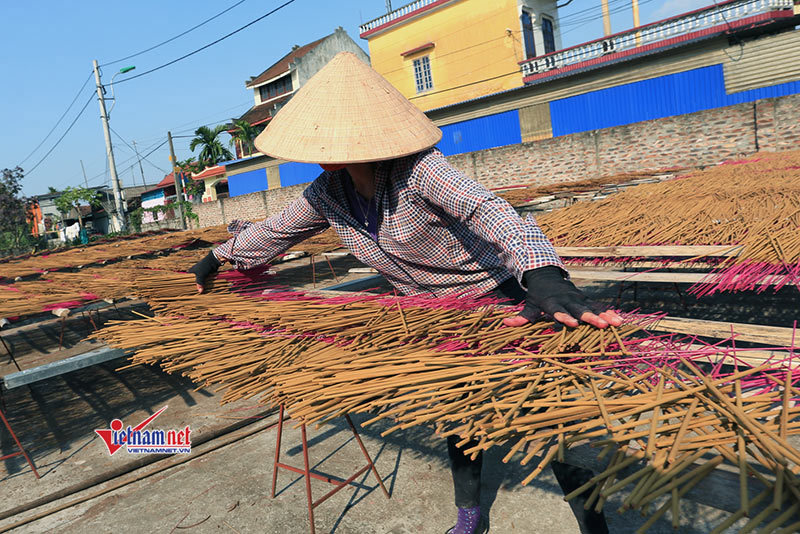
[212,189,329,270]
[409,149,564,281]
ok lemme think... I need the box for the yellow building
[359,0,561,111]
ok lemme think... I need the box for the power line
[67,139,167,189]
[141,139,169,160]
[109,126,167,173]
[114,0,297,86]
[17,72,93,167]
[25,93,96,176]
[100,0,250,67]
[559,0,658,34]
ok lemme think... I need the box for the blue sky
[1,0,709,196]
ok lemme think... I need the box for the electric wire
[25,93,96,176]
[100,0,250,67]
[110,127,167,173]
[16,72,93,168]
[113,0,297,86]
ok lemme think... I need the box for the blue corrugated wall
[228,168,268,197]
[550,64,800,137]
[437,110,522,156]
[279,162,321,187]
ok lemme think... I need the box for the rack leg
[0,336,21,372]
[301,424,316,534]
[0,406,40,479]
[271,405,285,499]
[324,256,339,282]
[345,415,390,499]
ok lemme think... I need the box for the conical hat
[253,52,442,164]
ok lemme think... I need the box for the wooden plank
[569,270,708,283]
[556,245,741,258]
[649,316,798,347]
[568,268,791,286]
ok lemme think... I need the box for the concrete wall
[295,28,369,86]
[190,92,800,227]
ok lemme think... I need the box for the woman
[189,52,620,534]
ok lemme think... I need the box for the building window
[413,56,433,93]
[521,10,536,59]
[542,16,556,54]
[259,75,292,102]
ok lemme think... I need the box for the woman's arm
[409,149,563,281]
[212,190,330,270]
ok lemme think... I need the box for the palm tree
[228,119,259,157]
[189,125,234,168]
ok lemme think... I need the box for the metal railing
[359,0,443,34]
[520,0,794,78]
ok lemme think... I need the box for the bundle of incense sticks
[0,221,343,283]
[0,223,233,280]
[92,277,800,532]
[537,150,800,295]
[497,169,679,207]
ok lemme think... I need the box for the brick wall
[191,92,800,227]
[448,92,800,189]
[193,183,308,227]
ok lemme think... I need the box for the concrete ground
[1,380,736,533]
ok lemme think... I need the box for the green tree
[0,167,33,253]
[174,157,206,200]
[228,119,259,157]
[54,186,102,229]
[189,125,233,169]
[176,157,205,176]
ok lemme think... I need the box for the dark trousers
[447,434,608,534]
[445,277,609,534]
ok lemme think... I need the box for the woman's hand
[187,251,222,294]
[503,266,623,329]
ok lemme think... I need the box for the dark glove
[521,266,602,324]
[188,251,221,292]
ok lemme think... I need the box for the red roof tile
[245,34,330,88]
[156,174,176,187]
[142,174,180,194]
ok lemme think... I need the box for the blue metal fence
[549,64,800,137]
[437,110,522,156]
[228,169,269,197]
[278,162,321,187]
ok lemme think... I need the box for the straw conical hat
[253,52,442,163]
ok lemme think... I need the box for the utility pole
[80,160,89,189]
[167,131,187,230]
[132,140,147,188]
[632,0,641,46]
[92,59,127,233]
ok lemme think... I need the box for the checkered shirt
[213,148,563,297]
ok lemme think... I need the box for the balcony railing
[520,0,795,78]
[360,0,444,35]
